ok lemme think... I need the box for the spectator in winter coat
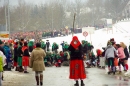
[116,44,126,73]
[3,42,12,71]
[60,41,65,52]
[28,41,34,52]
[89,52,96,67]
[52,42,59,54]
[105,41,117,75]
[30,42,46,86]
[81,40,88,55]
[41,41,46,52]
[63,43,69,52]
[46,40,50,51]
[120,42,129,71]
[17,42,24,72]
[96,49,103,68]
[13,42,19,71]
[0,40,5,55]
[0,50,6,83]
[0,50,6,86]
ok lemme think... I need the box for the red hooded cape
[70,36,81,49]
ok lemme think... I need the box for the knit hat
[110,38,114,42]
[107,41,112,46]
[0,40,3,45]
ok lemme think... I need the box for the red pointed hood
[70,36,81,49]
[22,46,28,52]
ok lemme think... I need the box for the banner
[0,31,9,38]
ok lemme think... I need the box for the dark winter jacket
[46,42,50,48]
[52,44,58,51]
[41,42,46,50]
[17,46,23,57]
[22,46,30,57]
[14,45,18,62]
[3,45,12,62]
[0,46,6,55]
[82,43,88,53]
[28,41,34,52]
[68,44,83,60]
[124,47,129,58]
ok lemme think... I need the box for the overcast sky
[0,0,86,7]
[0,0,45,6]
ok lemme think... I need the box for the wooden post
[72,13,76,37]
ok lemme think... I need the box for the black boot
[113,71,115,75]
[40,74,43,86]
[2,73,3,80]
[19,66,24,72]
[108,71,111,75]
[15,67,19,71]
[35,76,39,86]
[40,82,43,86]
[74,80,79,86]
[81,80,85,86]
[7,68,12,71]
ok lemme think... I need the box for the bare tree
[10,0,32,32]
[0,6,5,25]
[1,0,129,32]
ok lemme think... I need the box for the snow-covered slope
[42,21,130,71]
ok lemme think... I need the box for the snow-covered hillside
[42,21,130,53]
[42,21,130,69]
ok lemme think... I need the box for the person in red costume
[22,42,30,73]
[68,36,86,86]
[96,49,102,68]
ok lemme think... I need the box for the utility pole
[4,0,8,31]
[4,0,10,38]
[52,7,53,30]
[8,0,10,38]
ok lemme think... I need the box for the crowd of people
[87,38,130,76]
[104,39,130,75]
[10,28,82,40]
[0,35,130,86]
[10,28,83,42]
[0,36,94,86]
